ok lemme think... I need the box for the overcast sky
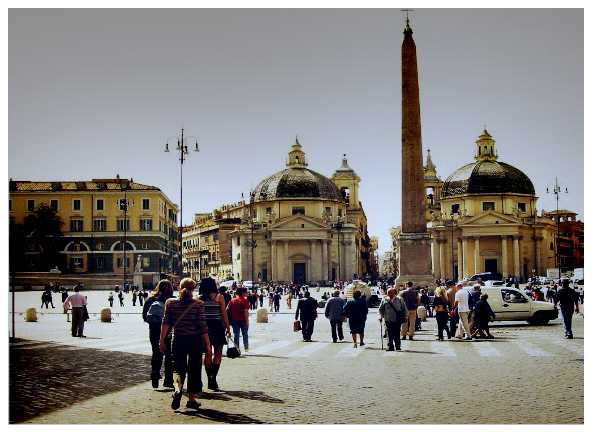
[8,8,583,253]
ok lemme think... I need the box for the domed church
[230,138,375,283]
[425,130,556,282]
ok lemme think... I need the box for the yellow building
[229,138,375,283]
[9,177,179,288]
[425,130,557,282]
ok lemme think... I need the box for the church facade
[425,130,558,282]
[229,138,376,284]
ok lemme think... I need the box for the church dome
[441,130,535,198]
[252,138,343,202]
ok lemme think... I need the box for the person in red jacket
[227,287,250,351]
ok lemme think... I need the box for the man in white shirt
[63,285,88,337]
[454,284,473,340]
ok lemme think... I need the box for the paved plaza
[9,290,584,424]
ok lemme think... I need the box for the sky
[8,8,584,254]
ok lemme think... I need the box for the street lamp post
[547,177,568,281]
[117,175,130,290]
[242,191,257,284]
[164,128,199,280]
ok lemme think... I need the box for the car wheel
[528,312,549,326]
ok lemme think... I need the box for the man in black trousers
[295,291,318,342]
[557,279,580,339]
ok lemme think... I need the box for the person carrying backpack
[143,279,174,389]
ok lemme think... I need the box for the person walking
[273,291,281,312]
[160,278,212,410]
[378,287,406,351]
[258,290,264,308]
[108,292,114,308]
[219,286,232,306]
[41,290,50,309]
[227,287,250,351]
[132,289,138,306]
[420,288,432,318]
[446,281,458,337]
[63,285,88,337]
[287,291,293,309]
[471,293,495,338]
[143,279,174,389]
[139,289,145,306]
[325,290,346,343]
[200,277,231,392]
[454,284,473,340]
[295,291,318,342]
[61,287,69,305]
[400,281,420,341]
[432,286,451,341]
[557,279,580,339]
[118,290,124,307]
[343,290,368,348]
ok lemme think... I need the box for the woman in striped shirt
[160,278,211,410]
[200,277,231,392]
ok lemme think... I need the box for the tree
[23,203,64,270]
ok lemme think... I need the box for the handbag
[226,336,241,359]
[82,305,90,321]
[293,319,302,332]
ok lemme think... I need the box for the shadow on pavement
[224,390,284,404]
[180,408,264,424]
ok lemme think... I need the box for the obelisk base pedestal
[396,232,435,288]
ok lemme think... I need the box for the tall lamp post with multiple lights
[242,191,258,285]
[164,128,199,279]
[547,177,568,281]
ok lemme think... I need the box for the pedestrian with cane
[378,287,407,351]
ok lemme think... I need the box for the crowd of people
[55,274,583,411]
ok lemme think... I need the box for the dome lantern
[475,128,498,162]
[286,136,308,168]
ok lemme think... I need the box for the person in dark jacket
[295,291,318,342]
[557,279,580,339]
[471,294,496,338]
[325,290,346,343]
[343,290,369,348]
[143,279,174,389]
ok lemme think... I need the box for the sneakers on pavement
[171,391,182,410]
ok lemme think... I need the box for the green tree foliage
[22,204,64,270]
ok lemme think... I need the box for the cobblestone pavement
[9,291,584,424]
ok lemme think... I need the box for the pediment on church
[269,215,328,231]
[460,211,520,226]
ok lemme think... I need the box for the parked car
[469,272,501,282]
[483,280,505,288]
[472,286,558,325]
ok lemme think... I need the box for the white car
[480,287,558,325]
[483,280,505,288]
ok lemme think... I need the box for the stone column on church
[535,237,542,276]
[307,240,314,283]
[439,240,447,280]
[431,238,440,280]
[501,236,509,278]
[457,239,463,281]
[271,240,277,281]
[513,236,520,278]
[284,240,290,282]
[461,237,469,278]
[322,239,328,281]
[474,237,481,274]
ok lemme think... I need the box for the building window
[140,218,153,231]
[117,219,130,232]
[482,202,495,211]
[50,199,59,211]
[96,199,104,211]
[236,253,240,260]
[236,237,240,246]
[70,257,83,269]
[266,207,272,214]
[93,219,106,232]
[96,256,105,271]
[96,242,104,251]
[292,207,305,216]
[518,202,527,213]
[325,207,332,216]
[119,198,129,211]
[73,199,81,211]
[451,204,460,215]
[27,200,35,212]
[142,198,150,210]
[70,219,83,232]
[117,257,131,268]
[143,257,151,268]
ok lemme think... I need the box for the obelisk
[396,16,434,287]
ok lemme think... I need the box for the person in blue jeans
[227,287,250,350]
[557,279,580,339]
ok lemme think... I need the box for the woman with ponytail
[159,278,212,410]
[200,277,231,392]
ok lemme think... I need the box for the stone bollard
[100,308,112,323]
[25,308,38,322]
[256,307,268,323]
